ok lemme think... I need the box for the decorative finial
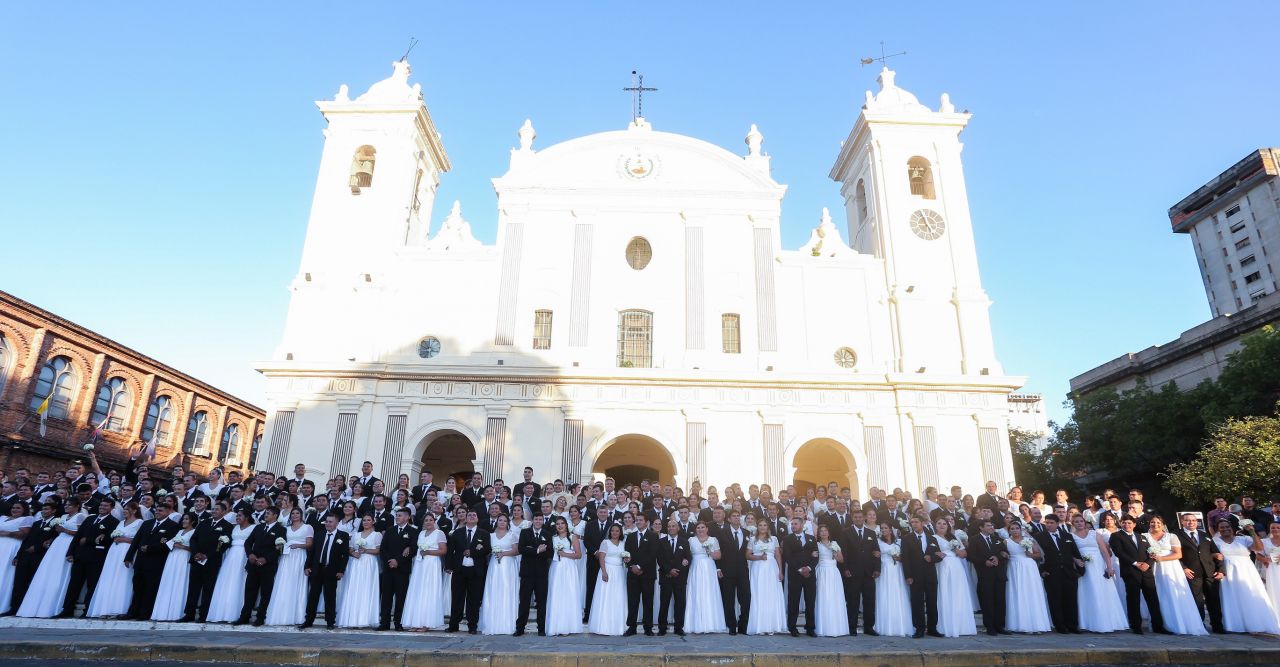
[820,207,833,227]
[623,71,658,123]
[449,200,462,219]
[939,93,955,113]
[745,124,763,157]
[335,84,350,102]
[518,119,536,151]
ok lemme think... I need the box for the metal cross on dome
[623,70,657,122]
[860,41,906,68]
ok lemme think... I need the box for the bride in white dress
[546,516,584,636]
[337,515,381,628]
[478,515,520,635]
[1145,517,1207,635]
[873,524,912,637]
[0,504,35,615]
[933,520,976,637]
[206,510,255,623]
[401,514,447,631]
[1004,522,1051,633]
[151,513,197,621]
[569,507,587,612]
[814,525,849,637]
[264,508,313,626]
[745,522,785,635]
[588,524,629,636]
[1066,516,1126,633]
[684,522,727,634]
[1213,520,1280,634]
[1261,523,1280,619]
[18,498,85,618]
[86,502,142,617]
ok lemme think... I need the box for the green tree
[1199,325,1280,425]
[1165,410,1280,504]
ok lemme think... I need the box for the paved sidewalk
[0,619,1276,665]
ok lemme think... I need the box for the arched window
[220,423,241,463]
[183,410,211,455]
[247,433,262,471]
[141,395,175,446]
[0,332,9,398]
[617,309,653,368]
[349,145,376,194]
[29,356,77,419]
[721,314,741,354]
[90,377,132,432]
[907,157,935,199]
[854,180,869,224]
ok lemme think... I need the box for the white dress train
[17,512,86,618]
[0,515,35,615]
[546,534,584,636]
[1215,536,1280,634]
[86,518,142,617]
[1072,530,1129,633]
[206,523,253,622]
[336,531,381,628]
[477,530,520,635]
[1146,533,1207,635]
[684,536,727,634]
[934,537,976,637]
[151,528,197,621]
[1263,539,1280,622]
[587,538,629,635]
[1004,537,1052,633]
[401,529,446,630]
[814,541,849,637]
[745,537,786,635]
[264,523,312,626]
[873,540,912,637]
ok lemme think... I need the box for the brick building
[0,289,263,481]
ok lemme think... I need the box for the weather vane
[860,41,906,68]
[623,70,658,121]
[400,37,419,63]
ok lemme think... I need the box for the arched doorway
[591,434,676,487]
[792,438,857,498]
[419,429,477,488]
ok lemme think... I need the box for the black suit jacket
[624,529,660,580]
[1108,530,1155,580]
[125,517,179,571]
[583,519,615,557]
[714,525,749,577]
[410,484,440,506]
[381,522,419,571]
[656,533,690,584]
[782,532,819,578]
[966,532,1009,581]
[518,525,554,578]
[306,528,351,573]
[1174,528,1223,578]
[842,524,881,579]
[459,486,484,509]
[71,514,119,562]
[16,516,54,567]
[900,531,941,584]
[244,521,288,567]
[1037,529,1083,577]
[446,525,491,572]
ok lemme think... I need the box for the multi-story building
[0,290,264,478]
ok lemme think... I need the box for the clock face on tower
[909,209,946,240]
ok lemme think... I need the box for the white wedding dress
[151,528,196,621]
[571,520,587,612]
[478,530,520,635]
[401,528,446,630]
[745,537,785,635]
[206,523,253,622]
[0,515,35,615]
[546,534,584,636]
[86,517,142,617]
[684,536,727,633]
[934,537,976,637]
[1072,530,1129,632]
[1147,533,1207,635]
[337,530,381,628]
[587,538,628,636]
[264,523,312,626]
[874,539,912,637]
[1215,536,1280,634]
[17,512,85,618]
[1263,538,1280,619]
[1004,537,1051,633]
[814,541,849,636]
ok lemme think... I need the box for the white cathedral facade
[255,61,1025,498]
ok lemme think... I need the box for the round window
[625,237,652,270]
[417,336,441,359]
[833,347,857,369]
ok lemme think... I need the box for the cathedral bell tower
[278,61,451,362]
[830,68,1001,377]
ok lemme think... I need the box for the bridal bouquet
[82,443,95,452]
[1146,545,1161,556]
[354,537,367,549]
[218,536,230,546]
[898,520,910,530]
[1269,546,1280,563]
[110,485,120,495]
[275,537,286,552]
[417,533,430,551]
[171,534,190,548]
[949,539,962,550]
[155,489,168,498]
[623,527,637,536]
[828,542,842,554]
[886,544,901,563]
[1082,554,1092,563]
[110,529,124,538]
[620,550,631,561]
[703,542,714,555]
[1020,538,1035,552]
[553,535,571,560]
[48,517,64,529]
[1239,519,1256,528]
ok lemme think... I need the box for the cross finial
[623,70,658,122]
[400,37,419,63]
[860,41,906,68]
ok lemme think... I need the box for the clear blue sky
[2,4,1275,426]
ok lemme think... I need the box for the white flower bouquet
[354,537,367,549]
[1239,518,1256,528]
[620,550,631,560]
[886,544,901,563]
[218,536,230,545]
[552,535,571,559]
[1146,545,1161,555]
[48,517,65,528]
[82,443,95,452]
[949,539,962,550]
[171,534,189,548]
[275,537,286,552]
[110,529,124,538]
[1020,538,1035,552]
[703,542,713,555]
[1082,554,1092,563]
[623,527,637,535]
[156,489,168,497]
[829,542,842,554]
[417,533,429,550]
[110,485,120,495]
[898,520,910,530]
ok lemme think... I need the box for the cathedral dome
[864,68,931,114]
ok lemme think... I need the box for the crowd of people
[2,443,1280,639]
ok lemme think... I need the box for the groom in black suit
[183,500,234,622]
[1035,514,1083,634]
[841,509,880,636]
[446,510,490,633]
[379,508,418,631]
[516,513,553,636]
[967,519,1009,635]
[237,506,288,626]
[782,517,818,637]
[1173,512,1225,633]
[624,514,659,636]
[900,516,941,638]
[60,498,118,617]
[301,514,350,629]
[656,518,690,636]
[1109,515,1167,634]
[123,504,178,620]
[715,510,751,635]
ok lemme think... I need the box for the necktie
[671,537,676,554]
[1131,533,1138,549]
[1051,534,1059,550]
[985,535,992,549]
[1191,532,1198,546]
[733,529,740,546]
[321,532,333,565]
[467,529,473,544]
